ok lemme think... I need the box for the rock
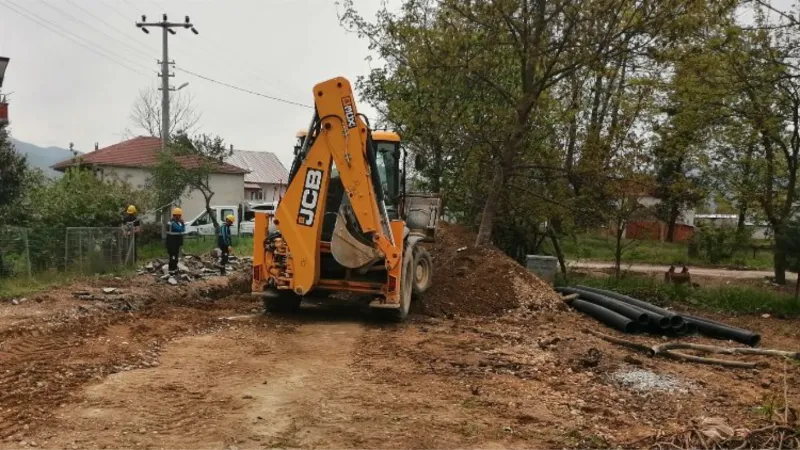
[138,428,146,434]
[102,288,117,294]
[162,265,170,275]
[168,277,178,285]
[11,299,19,305]
[761,313,771,318]
[242,393,254,399]
[145,262,154,270]
[178,263,190,272]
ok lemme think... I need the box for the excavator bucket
[330,198,382,270]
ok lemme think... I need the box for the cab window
[374,142,399,204]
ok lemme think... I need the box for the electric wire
[0,0,153,78]
[175,66,312,108]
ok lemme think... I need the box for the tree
[342,0,735,248]
[0,125,29,217]
[152,133,232,234]
[126,85,201,138]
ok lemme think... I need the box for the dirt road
[569,260,793,281]
[1,275,798,449]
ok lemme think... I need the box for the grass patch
[557,273,800,317]
[138,235,254,261]
[548,234,774,270]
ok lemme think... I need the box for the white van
[184,201,279,236]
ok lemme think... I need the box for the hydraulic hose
[576,285,684,328]
[568,299,640,334]
[683,314,761,347]
[559,287,649,325]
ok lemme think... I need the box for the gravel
[612,368,691,393]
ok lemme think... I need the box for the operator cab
[295,129,403,242]
[371,130,402,220]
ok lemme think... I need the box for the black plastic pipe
[560,287,650,325]
[565,287,672,329]
[575,285,684,328]
[683,314,761,347]
[568,299,639,334]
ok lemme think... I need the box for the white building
[52,136,247,220]
[226,149,289,203]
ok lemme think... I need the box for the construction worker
[122,205,141,263]
[166,207,185,273]
[218,214,234,275]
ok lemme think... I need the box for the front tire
[263,289,302,313]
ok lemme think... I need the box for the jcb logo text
[342,97,357,129]
[298,168,323,226]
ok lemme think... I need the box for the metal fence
[0,226,136,278]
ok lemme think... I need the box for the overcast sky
[0,0,396,168]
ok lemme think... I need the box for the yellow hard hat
[127,205,137,214]
[226,214,235,223]
[172,207,183,216]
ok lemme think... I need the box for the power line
[175,66,313,109]
[0,0,153,78]
[63,0,156,58]
[40,0,155,63]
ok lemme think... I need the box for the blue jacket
[218,223,232,248]
[169,220,185,234]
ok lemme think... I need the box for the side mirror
[414,153,427,171]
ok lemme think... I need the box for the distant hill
[9,137,80,178]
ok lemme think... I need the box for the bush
[692,225,750,264]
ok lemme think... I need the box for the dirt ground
[1,227,799,449]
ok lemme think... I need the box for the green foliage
[692,225,751,264]
[0,125,30,216]
[26,168,146,228]
[340,0,733,247]
[554,233,773,269]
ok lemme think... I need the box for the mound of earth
[417,222,560,317]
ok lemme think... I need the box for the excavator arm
[273,77,402,295]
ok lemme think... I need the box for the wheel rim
[414,257,430,287]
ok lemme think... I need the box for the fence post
[23,228,32,277]
[78,230,83,274]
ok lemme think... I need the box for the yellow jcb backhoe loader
[252,77,440,320]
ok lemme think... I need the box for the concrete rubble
[138,254,253,284]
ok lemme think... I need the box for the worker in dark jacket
[218,214,234,275]
[122,205,142,263]
[166,207,185,273]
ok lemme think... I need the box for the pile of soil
[417,222,560,317]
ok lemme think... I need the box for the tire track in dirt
[0,279,255,447]
[20,306,368,449]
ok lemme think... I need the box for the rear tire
[412,246,433,297]
[371,249,413,322]
[263,289,302,314]
[392,249,415,321]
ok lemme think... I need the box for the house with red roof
[51,136,248,220]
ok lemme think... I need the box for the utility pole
[135,14,198,151]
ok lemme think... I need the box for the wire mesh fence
[0,226,137,279]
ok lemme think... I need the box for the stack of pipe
[557,285,761,346]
